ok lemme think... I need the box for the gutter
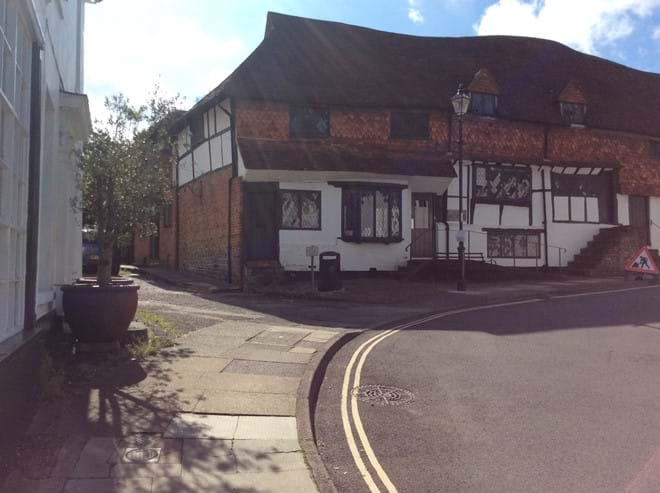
[24,43,42,331]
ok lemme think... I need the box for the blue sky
[84,0,660,119]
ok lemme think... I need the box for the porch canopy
[238,138,456,192]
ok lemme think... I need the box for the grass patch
[129,309,182,359]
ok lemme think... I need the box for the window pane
[527,235,540,257]
[290,107,329,139]
[390,111,429,140]
[301,192,320,229]
[514,234,527,257]
[470,93,497,116]
[375,191,389,238]
[343,190,357,237]
[360,192,374,238]
[487,234,501,257]
[561,102,586,124]
[390,192,401,238]
[281,192,300,228]
[501,235,514,257]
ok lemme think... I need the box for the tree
[75,89,182,286]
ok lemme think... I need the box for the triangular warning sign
[625,247,659,274]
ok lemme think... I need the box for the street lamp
[451,84,471,291]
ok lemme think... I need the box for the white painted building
[0,0,91,345]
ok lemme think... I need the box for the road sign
[625,247,659,275]
[306,245,319,257]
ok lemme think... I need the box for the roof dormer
[467,68,498,117]
[558,80,587,125]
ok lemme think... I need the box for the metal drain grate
[353,385,415,406]
[123,447,161,464]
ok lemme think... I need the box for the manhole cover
[123,447,161,464]
[353,385,415,406]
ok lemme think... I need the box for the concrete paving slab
[163,413,238,439]
[303,330,336,342]
[239,342,293,353]
[220,345,312,364]
[152,469,317,492]
[144,356,232,373]
[290,346,316,354]
[230,439,301,455]
[222,359,307,377]
[199,373,300,394]
[195,390,296,416]
[250,330,309,347]
[63,478,152,493]
[234,416,298,440]
[181,439,235,473]
[233,450,308,473]
[110,463,182,478]
[71,438,115,478]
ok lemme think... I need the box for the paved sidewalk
[1,276,422,493]
[1,271,654,493]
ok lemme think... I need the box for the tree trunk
[97,239,114,286]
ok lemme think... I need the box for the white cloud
[408,0,425,23]
[84,0,248,122]
[474,0,660,53]
[652,25,660,39]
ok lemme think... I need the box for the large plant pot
[62,284,139,343]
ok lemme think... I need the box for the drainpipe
[541,167,549,269]
[24,44,42,331]
[175,142,180,269]
[226,98,239,285]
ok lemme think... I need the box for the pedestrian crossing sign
[625,247,659,275]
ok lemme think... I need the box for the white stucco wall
[0,0,90,336]
[278,181,412,271]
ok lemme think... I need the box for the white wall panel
[278,181,411,271]
[193,146,210,176]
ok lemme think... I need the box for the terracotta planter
[62,283,139,343]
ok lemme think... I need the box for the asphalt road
[315,286,660,493]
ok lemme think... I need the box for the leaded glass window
[487,231,540,259]
[280,190,321,230]
[473,164,531,206]
[341,186,403,242]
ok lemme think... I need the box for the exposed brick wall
[568,226,649,275]
[132,191,177,268]
[178,166,241,282]
[133,235,151,266]
[234,101,660,198]
[230,177,243,283]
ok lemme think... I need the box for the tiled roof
[185,12,660,138]
[238,138,456,177]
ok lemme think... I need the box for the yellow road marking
[342,298,543,492]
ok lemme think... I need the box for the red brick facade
[236,99,660,196]
[177,166,239,280]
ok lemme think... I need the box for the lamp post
[451,84,471,291]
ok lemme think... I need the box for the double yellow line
[340,299,544,493]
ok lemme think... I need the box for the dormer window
[469,92,497,117]
[289,106,330,139]
[558,80,587,126]
[467,68,499,117]
[560,102,586,125]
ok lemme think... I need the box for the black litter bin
[318,251,342,292]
